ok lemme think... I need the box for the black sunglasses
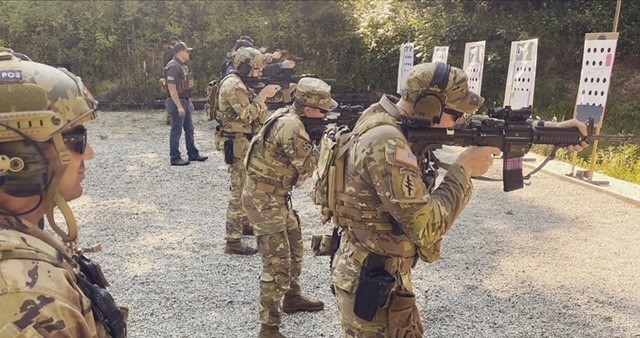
[62,126,87,154]
[443,108,465,121]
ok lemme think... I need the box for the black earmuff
[237,62,252,76]
[0,141,49,197]
[412,62,451,124]
[431,62,451,91]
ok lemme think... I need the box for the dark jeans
[168,98,200,162]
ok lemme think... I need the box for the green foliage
[533,143,640,184]
[0,0,639,179]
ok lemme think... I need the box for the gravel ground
[70,110,640,338]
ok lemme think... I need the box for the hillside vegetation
[1,0,638,181]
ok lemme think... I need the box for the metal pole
[586,0,622,180]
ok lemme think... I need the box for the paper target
[463,41,486,96]
[432,46,449,64]
[504,38,538,109]
[574,32,619,127]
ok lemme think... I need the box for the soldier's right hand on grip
[455,146,501,177]
[259,84,280,99]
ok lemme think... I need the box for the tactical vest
[0,219,127,338]
[162,59,194,95]
[218,73,257,135]
[245,107,301,192]
[313,96,418,259]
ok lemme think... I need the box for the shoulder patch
[395,146,418,168]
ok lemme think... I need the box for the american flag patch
[395,147,417,167]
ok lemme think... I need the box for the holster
[223,139,235,165]
[353,253,395,322]
[77,253,109,288]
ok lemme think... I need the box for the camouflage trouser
[334,283,423,337]
[225,160,250,241]
[242,184,303,326]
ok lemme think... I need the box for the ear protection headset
[237,61,252,76]
[413,62,451,124]
[0,141,48,197]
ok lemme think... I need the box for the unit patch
[0,70,22,82]
[401,171,417,198]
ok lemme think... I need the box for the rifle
[241,68,336,110]
[300,104,366,143]
[242,68,333,91]
[403,106,637,192]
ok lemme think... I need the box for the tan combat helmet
[233,47,266,76]
[0,50,97,246]
[402,62,485,124]
[294,77,338,113]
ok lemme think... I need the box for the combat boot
[224,240,258,255]
[282,294,324,314]
[258,324,286,338]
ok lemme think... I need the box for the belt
[365,252,417,275]
[384,255,417,274]
[222,131,253,140]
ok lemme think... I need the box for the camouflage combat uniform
[0,218,120,337]
[218,72,268,244]
[242,78,337,337]
[242,105,317,327]
[331,95,473,337]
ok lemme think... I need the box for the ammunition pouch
[213,122,223,151]
[353,253,396,322]
[75,254,127,338]
[311,234,333,256]
[223,139,235,165]
[159,78,168,92]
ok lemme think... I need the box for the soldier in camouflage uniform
[0,51,127,337]
[242,78,337,338]
[327,62,588,337]
[218,47,280,254]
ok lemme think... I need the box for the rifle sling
[437,147,560,183]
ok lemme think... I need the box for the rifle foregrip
[534,127,583,145]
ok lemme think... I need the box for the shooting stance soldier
[164,41,208,166]
[221,36,296,78]
[314,62,588,336]
[218,47,280,253]
[242,78,337,338]
[0,51,127,337]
